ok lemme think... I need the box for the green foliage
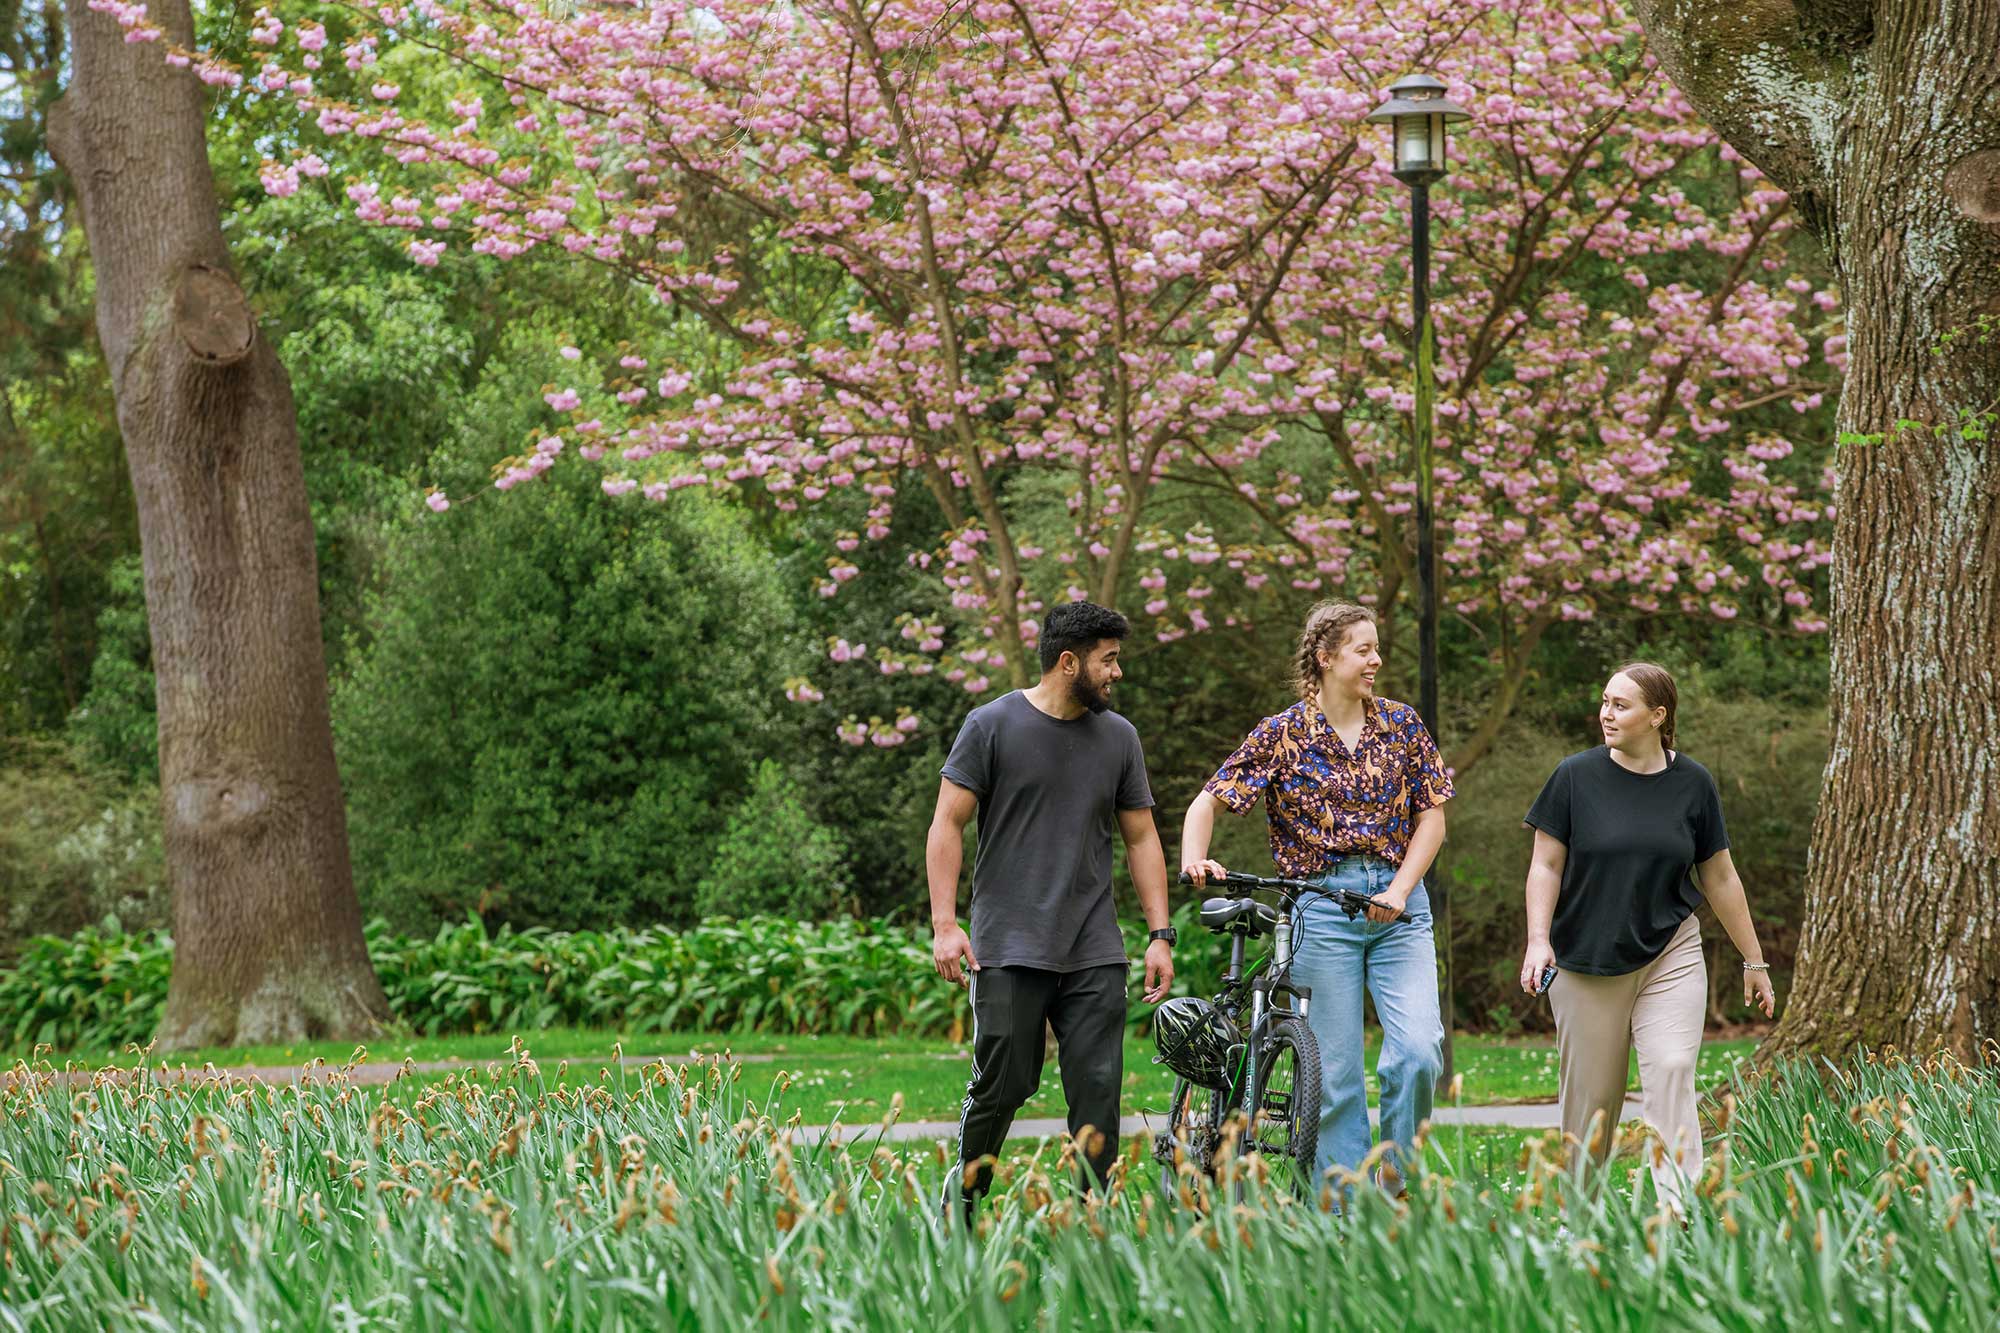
[366,915,975,1041]
[0,742,165,965]
[332,466,804,934]
[0,918,959,1051]
[759,487,978,918]
[0,357,138,745]
[279,273,481,673]
[693,761,851,921]
[65,556,157,782]
[3,1039,1997,1328]
[0,925,169,1052]
[0,905,1227,1052]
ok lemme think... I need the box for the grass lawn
[14,1028,1757,1126]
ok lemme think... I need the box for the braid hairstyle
[1291,601,1376,701]
[1613,660,1679,751]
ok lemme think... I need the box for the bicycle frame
[1171,870,1400,1159]
[1217,891,1312,1126]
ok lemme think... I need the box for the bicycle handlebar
[1176,869,1408,923]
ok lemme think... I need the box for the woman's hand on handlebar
[1365,884,1412,925]
[1181,857,1229,887]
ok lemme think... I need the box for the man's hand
[933,923,979,987]
[1142,938,1174,1004]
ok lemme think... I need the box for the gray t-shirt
[940,691,1154,972]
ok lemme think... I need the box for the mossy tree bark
[1626,0,2000,1060]
[49,0,391,1048]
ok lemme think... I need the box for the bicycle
[1150,869,1406,1201]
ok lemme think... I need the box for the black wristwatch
[1148,927,1178,947]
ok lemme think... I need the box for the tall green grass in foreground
[2,1045,1996,1331]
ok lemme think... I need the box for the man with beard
[929,601,1173,1224]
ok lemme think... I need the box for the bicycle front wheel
[1251,1015,1321,1195]
[1154,1075,1224,1203]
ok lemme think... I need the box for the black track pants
[948,963,1128,1211]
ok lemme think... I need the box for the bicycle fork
[1241,910,1312,1143]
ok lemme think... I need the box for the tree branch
[1625,0,1845,211]
[1446,606,1559,777]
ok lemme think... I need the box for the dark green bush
[332,467,804,934]
[0,741,166,963]
[0,925,170,1051]
[693,760,851,921]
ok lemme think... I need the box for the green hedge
[0,906,1224,1054]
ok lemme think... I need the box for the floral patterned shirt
[1203,697,1454,876]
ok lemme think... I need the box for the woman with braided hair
[1180,601,1453,1197]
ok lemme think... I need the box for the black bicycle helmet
[1151,996,1241,1089]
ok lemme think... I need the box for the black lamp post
[1367,72,1470,1079]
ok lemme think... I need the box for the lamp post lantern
[1367,72,1470,1079]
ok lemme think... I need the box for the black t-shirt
[1523,747,1730,976]
[941,691,1154,972]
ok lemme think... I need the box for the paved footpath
[796,1100,1644,1146]
[7,1054,1641,1138]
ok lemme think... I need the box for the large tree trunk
[48,0,391,1048]
[1628,0,2000,1060]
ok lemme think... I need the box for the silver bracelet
[1742,961,1770,972]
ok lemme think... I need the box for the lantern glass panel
[1396,114,1438,171]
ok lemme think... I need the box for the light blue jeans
[1288,855,1444,1190]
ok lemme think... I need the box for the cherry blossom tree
[164,0,1838,768]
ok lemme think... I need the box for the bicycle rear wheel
[1250,1015,1321,1196]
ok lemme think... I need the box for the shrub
[332,466,804,935]
[0,906,1222,1052]
[693,760,851,921]
[0,741,166,963]
[0,925,170,1051]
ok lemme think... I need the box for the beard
[1069,672,1114,714]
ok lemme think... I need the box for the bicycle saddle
[1200,896,1280,936]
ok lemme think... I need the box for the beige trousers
[1548,912,1705,1207]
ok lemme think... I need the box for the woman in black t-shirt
[1518,662,1776,1211]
